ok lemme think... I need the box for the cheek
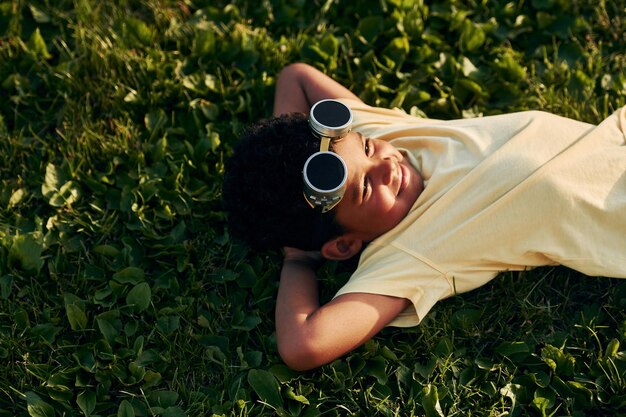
[373,196,403,224]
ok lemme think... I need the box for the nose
[374,158,395,185]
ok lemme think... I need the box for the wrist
[283,256,324,271]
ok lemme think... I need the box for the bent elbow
[277,62,309,80]
[277,337,327,372]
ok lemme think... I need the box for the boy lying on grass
[222,63,626,371]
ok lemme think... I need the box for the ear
[321,235,363,260]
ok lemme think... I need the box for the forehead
[332,131,363,152]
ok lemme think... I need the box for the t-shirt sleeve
[333,244,453,327]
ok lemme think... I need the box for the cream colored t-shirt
[335,99,626,327]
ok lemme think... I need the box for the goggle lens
[310,100,352,137]
[305,153,345,191]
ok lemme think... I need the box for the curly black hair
[222,113,344,251]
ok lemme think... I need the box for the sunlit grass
[0,0,625,416]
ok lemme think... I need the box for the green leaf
[117,400,135,417]
[532,397,549,415]
[8,188,26,207]
[456,78,486,97]
[128,361,146,382]
[382,36,409,68]
[357,16,384,44]
[495,341,530,357]
[528,371,551,388]
[236,263,257,288]
[243,350,263,368]
[46,370,73,390]
[9,233,44,273]
[190,98,220,121]
[541,344,575,376]
[27,28,52,59]
[365,356,388,384]
[269,365,300,384]
[113,267,145,284]
[126,282,151,313]
[284,387,309,405]
[434,337,453,357]
[135,349,161,367]
[421,384,445,417]
[403,8,425,37]
[147,391,179,407]
[29,323,60,343]
[205,345,226,364]
[124,17,154,46]
[532,0,555,9]
[207,129,220,151]
[29,6,51,23]
[161,406,186,417]
[232,311,261,331]
[459,19,485,52]
[182,73,205,93]
[319,33,339,59]
[96,317,119,342]
[24,391,54,417]
[500,383,523,415]
[15,309,30,331]
[65,303,87,330]
[0,274,13,299]
[605,338,620,358]
[494,52,527,82]
[145,110,167,133]
[93,245,120,258]
[41,163,79,207]
[42,163,65,198]
[156,315,180,335]
[248,369,283,409]
[566,380,593,405]
[77,390,96,416]
[451,308,482,329]
[143,370,162,388]
[48,180,80,207]
[192,29,216,56]
[73,349,96,373]
[301,33,339,68]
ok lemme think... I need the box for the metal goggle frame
[303,99,353,213]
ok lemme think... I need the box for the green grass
[1,0,625,416]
